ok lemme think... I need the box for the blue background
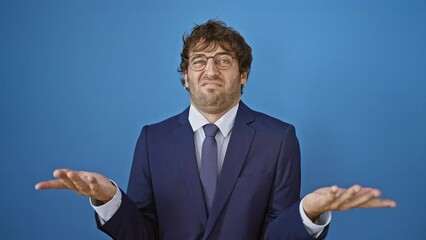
[1,0,425,239]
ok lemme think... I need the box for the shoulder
[237,102,297,141]
[252,110,293,128]
[140,107,189,135]
[251,110,297,140]
[240,102,294,132]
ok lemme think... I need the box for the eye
[216,56,232,67]
[219,59,231,64]
[191,58,207,66]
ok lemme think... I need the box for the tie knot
[203,124,219,137]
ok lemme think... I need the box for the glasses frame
[187,52,236,71]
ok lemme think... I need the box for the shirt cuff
[90,180,122,225]
[299,197,332,238]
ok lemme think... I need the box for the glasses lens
[189,53,234,71]
[189,55,207,71]
[214,54,233,70]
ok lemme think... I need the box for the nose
[204,58,219,75]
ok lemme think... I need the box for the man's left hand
[303,185,397,221]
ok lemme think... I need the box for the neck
[192,99,240,123]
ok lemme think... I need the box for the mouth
[201,81,223,87]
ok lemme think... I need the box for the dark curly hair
[178,19,253,89]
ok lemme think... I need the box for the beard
[187,76,241,115]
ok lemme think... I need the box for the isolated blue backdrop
[1,0,425,239]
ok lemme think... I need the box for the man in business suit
[35,20,396,239]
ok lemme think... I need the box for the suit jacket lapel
[203,102,256,239]
[173,108,208,228]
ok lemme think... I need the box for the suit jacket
[98,102,328,240]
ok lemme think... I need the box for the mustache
[201,75,223,81]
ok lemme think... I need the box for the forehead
[190,39,234,54]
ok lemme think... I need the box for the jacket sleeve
[97,126,159,240]
[262,125,329,240]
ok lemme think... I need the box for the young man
[36,20,396,240]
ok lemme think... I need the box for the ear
[240,71,248,85]
[183,72,189,88]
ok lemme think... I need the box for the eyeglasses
[188,53,235,71]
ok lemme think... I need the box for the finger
[334,188,346,198]
[330,185,362,210]
[339,187,393,210]
[84,174,116,202]
[67,171,92,195]
[314,185,340,195]
[303,185,345,217]
[358,198,397,208]
[53,169,79,191]
[352,188,396,208]
[338,188,379,210]
[84,174,100,192]
[330,185,339,192]
[53,169,72,178]
[317,185,343,201]
[85,174,98,185]
[355,188,381,198]
[35,179,68,190]
[316,185,343,210]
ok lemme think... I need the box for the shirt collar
[188,103,239,137]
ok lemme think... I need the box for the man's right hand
[35,169,117,204]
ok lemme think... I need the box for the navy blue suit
[98,102,328,240]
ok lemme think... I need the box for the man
[36,20,396,240]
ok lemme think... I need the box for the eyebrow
[189,52,232,58]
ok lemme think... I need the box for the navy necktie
[200,123,219,212]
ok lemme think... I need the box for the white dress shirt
[92,103,331,237]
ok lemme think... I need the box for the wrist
[302,197,321,222]
[92,199,107,206]
[304,209,320,222]
[94,181,117,204]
